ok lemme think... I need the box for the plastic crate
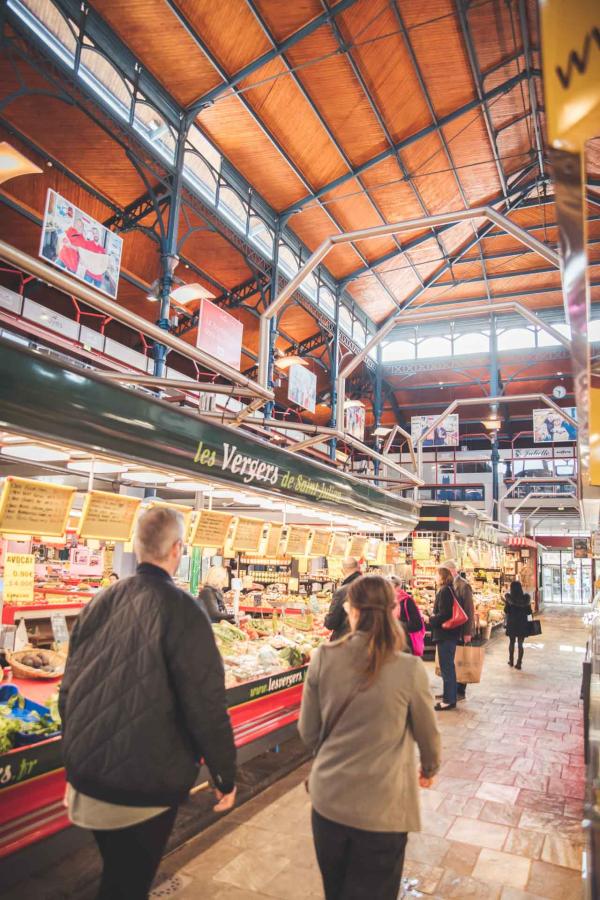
[0,685,60,746]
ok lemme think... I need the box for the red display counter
[0,666,307,858]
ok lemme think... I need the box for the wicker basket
[7,649,65,680]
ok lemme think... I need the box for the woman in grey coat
[299,575,441,900]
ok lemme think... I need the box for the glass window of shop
[541,550,592,605]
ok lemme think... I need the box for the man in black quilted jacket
[60,506,236,899]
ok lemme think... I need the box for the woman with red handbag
[430,567,468,711]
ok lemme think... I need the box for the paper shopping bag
[454,645,485,683]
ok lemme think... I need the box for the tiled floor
[158,608,587,899]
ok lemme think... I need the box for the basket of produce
[7,649,65,679]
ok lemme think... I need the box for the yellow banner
[4,553,35,604]
[541,0,600,151]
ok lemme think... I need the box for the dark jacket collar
[342,570,362,586]
[137,562,173,581]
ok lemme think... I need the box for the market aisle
[155,608,587,900]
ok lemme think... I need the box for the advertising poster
[196,299,243,370]
[573,537,590,559]
[533,408,577,443]
[411,414,459,447]
[344,404,366,441]
[288,364,317,413]
[40,189,123,299]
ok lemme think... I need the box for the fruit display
[212,615,329,688]
[0,688,61,752]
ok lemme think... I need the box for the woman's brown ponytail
[346,575,406,683]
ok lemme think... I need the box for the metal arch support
[258,205,561,428]
[509,490,577,518]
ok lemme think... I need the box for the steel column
[489,314,501,521]
[330,288,341,462]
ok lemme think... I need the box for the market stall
[398,504,509,655]
[0,338,419,858]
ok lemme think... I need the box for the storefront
[0,339,419,858]
[541,550,592,606]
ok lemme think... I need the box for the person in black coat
[60,508,236,900]
[324,558,362,641]
[429,567,465,711]
[198,565,235,623]
[505,580,532,670]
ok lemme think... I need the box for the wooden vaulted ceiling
[0,0,599,436]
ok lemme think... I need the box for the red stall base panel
[0,665,308,858]
[2,601,88,626]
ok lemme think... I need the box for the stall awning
[0,340,419,532]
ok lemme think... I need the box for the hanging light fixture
[0,142,43,184]
[482,415,501,431]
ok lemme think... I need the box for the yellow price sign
[4,553,35,604]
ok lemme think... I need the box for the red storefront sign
[196,299,243,370]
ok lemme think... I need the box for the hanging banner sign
[309,530,332,557]
[532,408,577,443]
[288,364,317,414]
[40,189,123,300]
[189,510,233,548]
[196,299,243,371]
[0,478,75,538]
[411,414,459,447]
[364,538,381,562]
[3,554,35,604]
[344,404,366,441]
[79,491,141,541]
[231,516,264,553]
[573,537,590,559]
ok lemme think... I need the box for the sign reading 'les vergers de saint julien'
[193,440,345,504]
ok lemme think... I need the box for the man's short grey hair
[342,556,360,572]
[134,507,185,562]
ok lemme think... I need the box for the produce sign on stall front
[284,526,311,557]
[264,524,283,558]
[189,510,233,548]
[329,533,349,558]
[309,530,332,557]
[148,501,193,536]
[231,517,264,553]
[348,535,367,558]
[3,554,35,604]
[78,490,141,541]
[0,478,75,538]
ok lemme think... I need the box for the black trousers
[312,809,407,900]
[509,635,525,660]
[93,806,178,900]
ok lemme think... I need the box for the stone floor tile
[472,848,531,889]
[511,757,535,775]
[441,840,481,876]
[403,860,444,895]
[420,809,456,838]
[513,773,548,793]
[475,781,521,805]
[503,828,545,859]
[526,859,584,899]
[435,776,480,798]
[446,816,509,850]
[437,868,502,899]
[500,887,549,900]
[541,833,584,870]
[440,760,484,779]
[260,859,324,899]
[547,776,585,800]
[405,833,451,867]
[479,800,523,828]
[515,790,566,815]
[437,794,484,819]
[479,766,518,786]
[420,788,445,812]
[212,849,290,893]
